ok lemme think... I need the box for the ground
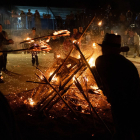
[1,53,140,140]
[0,53,54,95]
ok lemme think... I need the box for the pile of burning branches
[5,17,114,136]
[6,42,113,136]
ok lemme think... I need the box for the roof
[15,6,84,20]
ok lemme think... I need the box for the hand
[8,39,14,44]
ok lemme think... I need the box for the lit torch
[98,21,102,26]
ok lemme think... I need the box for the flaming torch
[98,21,102,34]
[98,21,102,26]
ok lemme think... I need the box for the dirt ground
[0,53,55,95]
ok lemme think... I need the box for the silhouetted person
[0,24,14,83]
[34,10,41,30]
[133,31,140,58]
[95,33,140,140]
[27,9,32,29]
[20,11,26,29]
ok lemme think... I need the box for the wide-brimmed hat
[98,33,121,48]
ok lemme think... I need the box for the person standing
[122,30,129,57]
[27,9,32,29]
[95,33,140,140]
[20,11,26,29]
[29,27,39,66]
[0,24,14,82]
[133,31,140,58]
[34,10,41,30]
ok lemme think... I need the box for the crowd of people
[0,9,42,30]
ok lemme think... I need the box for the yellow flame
[73,76,76,81]
[52,74,58,82]
[90,85,99,90]
[46,39,50,42]
[98,21,102,26]
[56,54,61,58]
[28,98,35,106]
[53,30,70,36]
[88,57,95,67]
[93,43,96,47]
[40,75,44,80]
[77,55,81,59]
[115,33,118,35]
[93,43,96,48]
[26,37,31,40]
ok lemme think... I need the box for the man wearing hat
[95,33,140,139]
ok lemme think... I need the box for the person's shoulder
[95,55,107,65]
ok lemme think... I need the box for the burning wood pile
[6,41,112,135]
[5,17,113,136]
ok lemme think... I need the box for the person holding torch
[0,24,14,83]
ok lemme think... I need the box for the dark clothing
[34,12,41,29]
[27,12,32,29]
[29,33,39,66]
[32,52,39,66]
[0,31,9,72]
[20,12,26,29]
[95,54,140,139]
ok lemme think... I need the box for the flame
[77,55,81,59]
[88,57,95,67]
[90,85,99,90]
[73,76,76,81]
[56,54,61,58]
[46,39,50,42]
[40,75,44,80]
[115,33,118,35]
[28,98,35,106]
[26,37,31,40]
[53,30,70,36]
[67,64,71,68]
[98,21,102,26]
[84,77,88,82]
[93,43,96,48]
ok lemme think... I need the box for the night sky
[1,0,140,13]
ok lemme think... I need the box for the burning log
[39,64,87,113]
[20,30,70,44]
[48,47,74,82]
[74,76,112,134]
[30,67,81,118]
